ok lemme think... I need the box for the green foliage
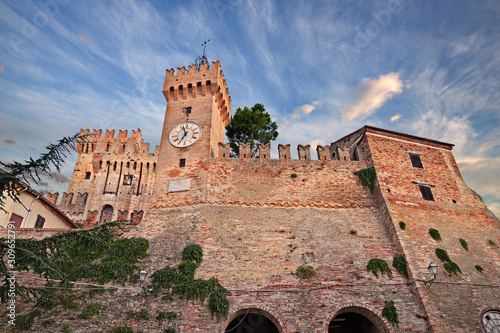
[382,300,399,328]
[16,309,41,331]
[165,329,176,333]
[112,327,133,333]
[41,319,56,327]
[428,228,442,242]
[150,245,229,323]
[63,328,72,333]
[459,239,469,251]
[60,295,82,310]
[399,222,406,230]
[156,311,176,325]
[0,132,86,212]
[354,167,376,192]
[182,244,203,266]
[475,265,484,273]
[435,248,450,262]
[443,261,462,276]
[36,289,55,309]
[78,302,102,319]
[392,256,409,279]
[225,103,278,157]
[128,309,149,320]
[366,258,393,279]
[290,173,298,179]
[0,221,149,305]
[294,265,318,281]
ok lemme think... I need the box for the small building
[0,178,78,230]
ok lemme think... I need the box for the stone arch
[99,205,114,224]
[327,305,390,333]
[224,308,284,333]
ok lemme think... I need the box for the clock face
[168,121,202,148]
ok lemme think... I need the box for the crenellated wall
[57,129,159,226]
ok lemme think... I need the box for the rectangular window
[180,159,186,167]
[9,213,23,228]
[409,153,423,168]
[419,185,435,201]
[34,215,45,228]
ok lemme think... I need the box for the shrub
[382,300,399,328]
[295,265,318,281]
[435,249,450,262]
[459,239,469,251]
[428,228,442,242]
[392,256,408,278]
[399,222,406,230]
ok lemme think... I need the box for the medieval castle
[42,60,499,332]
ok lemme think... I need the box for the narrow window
[409,153,423,168]
[85,172,91,179]
[180,159,186,167]
[99,161,102,170]
[419,185,435,201]
[332,152,336,159]
[106,143,110,152]
[9,213,23,228]
[352,149,359,161]
[134,162,137,170]
[223,153,226,157]
[34,215,45,228]
[113,162,117,171]
[153,163,156,172]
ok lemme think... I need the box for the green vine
[112,328,133,333]
[15,309,41,330]
[443,261,462,276]
[435,248,461,276]
[435,248,450,262]
[382,300,399,328]
[428,228,442,242]
[354,167,377,192]
[392,256,408,278]
[459,239,469,251]
[399,222,406,231]
[294,265,318,281]
[150,245,229,322]
[475,265,484,273]
[366,258,393,279]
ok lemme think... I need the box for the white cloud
[291,101,322,120]
[390,114,402,122]
[341,72,403,122]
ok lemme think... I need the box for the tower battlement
[77,129,154,155]
[162,60,231,126]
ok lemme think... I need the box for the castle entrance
[99,205,113,224]
[224,309,281,333]
[328,306,387,333]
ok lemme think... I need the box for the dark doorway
[225,313,279,333]
[329,312,380,333]
[99,205,113,224]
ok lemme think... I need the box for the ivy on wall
[392,256,409,279]
[294,265,318,281]
[459,239,469,251]
[435,248,461,276]
[382,300,399,328]
[150,244,229,322]
[428,228,442,242]
[399,222,406,231]
[366,258,393,279]
[354,167,377,192]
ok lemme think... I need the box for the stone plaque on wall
[168,178,191,192]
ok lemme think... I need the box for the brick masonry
[5,61,499,333]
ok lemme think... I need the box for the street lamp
[424,262,438,289]
[139,270,149,295]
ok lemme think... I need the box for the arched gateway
[224,308,282,333]
[329,306,389,333]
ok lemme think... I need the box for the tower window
[409,153,423,168]
[85,172,91,179]
[419,185,435,201]
[180,159,186,167]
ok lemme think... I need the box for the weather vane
[195,39,210,70]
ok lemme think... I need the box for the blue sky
[1,0,499,216]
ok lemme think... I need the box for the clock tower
[151,61,231,208]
